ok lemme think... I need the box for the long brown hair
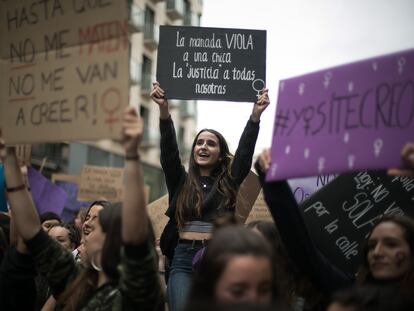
[175,129,237,228]
[356,215,414,293]
[58,203,122,310]
[189,225,281,303]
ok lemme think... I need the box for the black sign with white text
[299,170,414,274]
[156,25,266,102]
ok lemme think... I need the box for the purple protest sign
[288,174,337,204]
[268,48,414,181]
[55,180,91,222]
[28,167,67,217]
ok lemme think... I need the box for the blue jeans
[167,242,203,311]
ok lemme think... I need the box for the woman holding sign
[151,81,270,311]
[0,107,163,311]
[254,148,414,301]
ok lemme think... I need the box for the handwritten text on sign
[300,170,414,274]
[78,165,124,202]
[0,0,129,144]
[156,26,266,102]
[267,49,414,181]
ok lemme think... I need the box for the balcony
[166,0,185,20]
[128,1,144,33]
[144,24,159,50]
[130,59,141,85]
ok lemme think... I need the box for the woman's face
[48,226,73,251]
[367,221,412,280]
[193,131,221,174]
[84,215,106,266]
[214,255,273,304]
[82,204,104,236]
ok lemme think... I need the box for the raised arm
[231,89,270,184]
[0,136,77,299]
[121,106,148,244]
[151,82,185,197]
[150,81,170,120]
[1,147,40,240]
[119,106,165,310]
[251,88,270,123]
[255,149,353,296]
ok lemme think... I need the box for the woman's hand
[388,142,414,177]
[251,88,270,122]
[150,82,170,119]
[121,106,144,158]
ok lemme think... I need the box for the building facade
[31,0,203,203]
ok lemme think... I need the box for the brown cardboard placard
[147,194,169,240]
[78,165,124,202]
[235,170,262,223]
[245,190,273,224]
[51,173,80,184]
[0,0,129,144]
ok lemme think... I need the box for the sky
[197,0,414,153]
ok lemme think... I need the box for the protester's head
[189,225,278,306]
[74,206,88,231]
[327,285,414,311]
[82,200,110,236]
[190,128,232,176]
[83,203,122,280]
[48,222,80,251]
[40,212,61,233]
[246,220,297,304]
[358,215,414,286]
[59,202,123,310]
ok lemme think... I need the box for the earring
[90,251,102,272]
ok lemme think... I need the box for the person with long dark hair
[1,106,163,311]
[151,81,270,311]
[187,225,280,307]
[254,148,414,299]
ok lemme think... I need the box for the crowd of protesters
[0,83,413,311]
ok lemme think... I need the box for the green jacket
[26,229,164,311]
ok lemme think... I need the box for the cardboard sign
[147,170,262,237]
[268,48,414,181]
[245,190,273,224]
[299,170,414,273]
[0,0,129,144]
[157,25,266,102]
[78,165,124,202]
[147,194,169,240]
[235,170,262,223]
[288,174,337,204]
[51,173,80,184]
[27,166,67,216]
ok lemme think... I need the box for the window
[141,55,152,91]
